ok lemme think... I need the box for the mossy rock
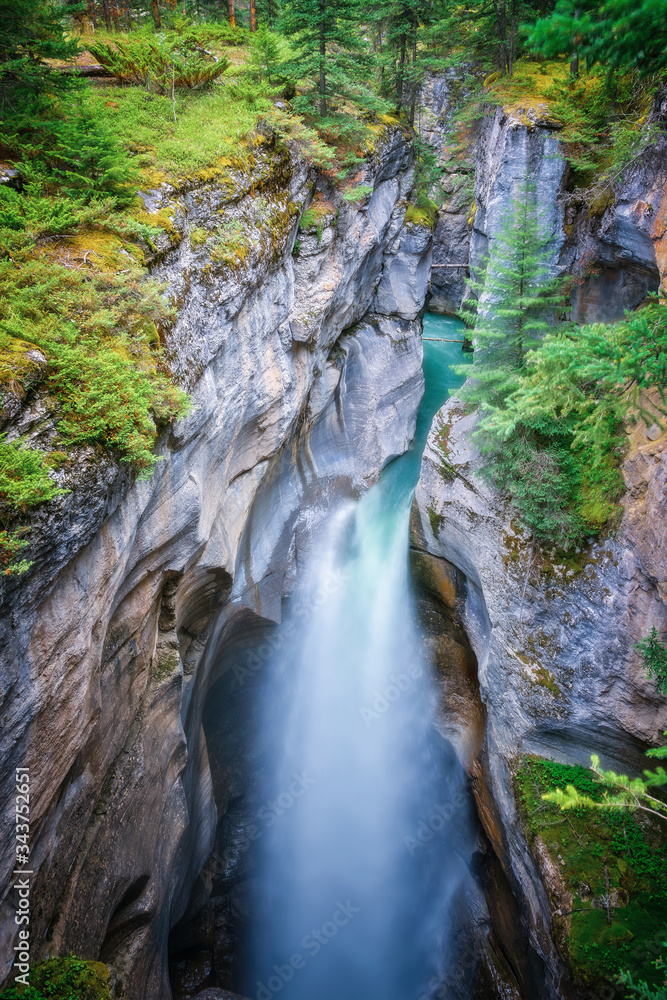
[514,756,667,993]
[0,957,112,1000]
[405,202,437,230]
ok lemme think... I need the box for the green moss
[153,649,179,682]
[404,204,436,229]
[515,756,667,993]
[209,219,254,270]
[587,187,616,218]
[189,226,209,248]
[298,199,336,239]
[531,665,562,696]
[0,956,112,1000]
[427,505,445,537]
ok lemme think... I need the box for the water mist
[244,323,474,1000]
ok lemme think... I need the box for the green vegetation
[516,756,667,994]
[543,753,667,824]
[635,629,667,696]
[279,0,378,118]
[0,957,112,1000]
[88,34,231,92]
[455,163,667,546]
[527,0,667,79]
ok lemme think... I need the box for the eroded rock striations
[0,127,431,999]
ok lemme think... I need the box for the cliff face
[412,82,667,999]
[0,127,430,999]
[412,399,667,998]
[424,84,665,320]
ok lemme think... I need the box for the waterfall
[244,318,473,1000]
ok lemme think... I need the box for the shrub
[342,184,373,203]
[0,439,66,513]
[88,35,230,94]
[635,627,667,694]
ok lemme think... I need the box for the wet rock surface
[0,127,428,1000]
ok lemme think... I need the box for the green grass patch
[515,756,667,993]
[87,83,268,183]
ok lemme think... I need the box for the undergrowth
[0,956,112,1000]
[516,757,667,993]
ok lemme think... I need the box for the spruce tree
[460,177,566,410]
[459,178,581,544]
[527,0,667,78]
[0,0,78,109]
[279,0,366,115]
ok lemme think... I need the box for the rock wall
[421,76,667,322]
[412,396,667,998]
[0,127,431,999]
[412,78,667,998]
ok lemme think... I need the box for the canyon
[1,73,667,1000]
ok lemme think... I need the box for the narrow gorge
[2,22,667,1000]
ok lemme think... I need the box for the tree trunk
[509,0,515,76]
[250,0,256,31]
[397,31,406,105]
[228,0,235,28]
[319,0,326,116]
[408,21,418,125]
[492,0,508,73]
[151,0,161,29]
[101,0,112,31]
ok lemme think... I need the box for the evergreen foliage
[88,33,231,93]
[517,755,667,993]
[278,0,372,115]
[635,627,667,695]
[526,0,667,79]
[248,25,283,83]
[458,174,667,544]
[0,0,78,108]
[543,753,667,823]
[0,438,66,512]
[460,177,566,407]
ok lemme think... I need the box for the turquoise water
[378,312,471,511]
[247,313,473,1000]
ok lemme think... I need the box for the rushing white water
[246,319,473,1000]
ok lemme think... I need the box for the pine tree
[279,0,366,115]
[527,0,667,78]
[460,177,566,410]
[0,0,78,109]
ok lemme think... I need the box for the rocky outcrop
[411,395,667,998]
[418,71,477,315]
[0,127,430,999]
[420,75,667,323]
